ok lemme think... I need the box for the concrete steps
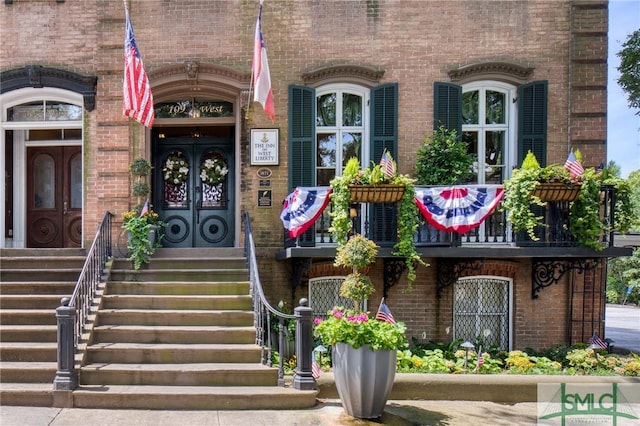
[75,248,317,410]
[0,248,86,407]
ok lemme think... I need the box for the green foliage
[339,273,375,310]
[129,158,152,176]
[617,29,640,114]
[625,170,640,232]
[329,156,427,284]
[569,168,604,250]
[122,205,165,270]
[608,247,640,305]
[334,234,378,271]
[313,307,408,351]
[414,127,474,185]
[131,181,150,197]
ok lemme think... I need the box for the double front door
[26,146,82,248]
[153,137,235,247]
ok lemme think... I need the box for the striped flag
[139,200,149,217]
[311,353,322,379]
[123,2,155,128]
[375,299,396,324]
[252,1,275,122]
[588,333,608,349]
[564,151,584,180]
[475,350,484,371]
[379,150,396,179]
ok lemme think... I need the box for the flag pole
[245,0,264,120]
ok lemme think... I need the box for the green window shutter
[370,83,398,246]
[288,85,316,189]
[370,83,398,164]
[433,82,462,135]
[517,81,548,167]
[288,85,316,246]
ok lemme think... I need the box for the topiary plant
[414,126,474,185]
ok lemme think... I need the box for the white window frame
[315,83,370,181]
[0,87,83,248]
[461,81,517,184]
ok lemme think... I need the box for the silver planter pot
[332,343,396,419]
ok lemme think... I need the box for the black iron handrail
[243,211,296,386]
[67,211,113,347]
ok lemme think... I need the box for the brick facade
[1,1,610,350]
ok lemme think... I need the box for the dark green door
[153,137,234,247]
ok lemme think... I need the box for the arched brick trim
[301,64,385,88]
[148,62,251,103]
[0,65,97,111]
[447,61,534,85]
[457,260,518,280]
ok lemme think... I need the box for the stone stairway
[0,248,86,406]
[73,248,317,410]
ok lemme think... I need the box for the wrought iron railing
[55,211,113,390]
[245,211,316,388]
[67,211,113,346]
[284,186,618,249]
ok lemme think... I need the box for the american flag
[311,354,322,379]
[252,1,275,122]
[139,200,149,217]
[375,299,396,324]
[123,2,154,128]
[589,333,608,349]
[564,151,584,180]
[379,150,396,179]
[476,351,484,370]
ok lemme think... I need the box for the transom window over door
[461,82,516,185]
[316,86,366,186]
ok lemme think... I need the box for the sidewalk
[1,399,540,426]
[606,304,640,354]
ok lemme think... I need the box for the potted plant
[329,156,426,283]
[122,203,165,270]
[314,234,408,419]
[500,151,633,249]
[414,126,474,186]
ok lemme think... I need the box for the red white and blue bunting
[414,185,504,234]
[280,187,333,238]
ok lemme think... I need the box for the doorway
[153,132,235,247]
[26,146,82,248]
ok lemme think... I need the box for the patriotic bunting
[280,187,332,239]
[414,185,504,234]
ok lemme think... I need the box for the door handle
[63,201,68,215]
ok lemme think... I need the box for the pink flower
[313,317,323,325]
[332,309,344,319]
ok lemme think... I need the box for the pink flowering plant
[314,307,407,351]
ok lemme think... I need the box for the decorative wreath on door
[200,156,228,185]
[162,153,190,185]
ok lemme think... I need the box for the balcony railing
[284,185,617,250]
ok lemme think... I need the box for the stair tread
[0,325,57,329]
[88,343,261,350]
[0,342,57,348]
[0,361,57,369]
[74,384,315,395]
[103,295,250,299]
[98,309,253,313]
[81,363,275,371]
[93,325,255,331]
[0,382,55,390]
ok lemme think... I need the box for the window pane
[486,91,505,124]
[342,93,362,126]
[34,154,55,208]
[485,131,505,183]
[462,91,479,124]
[462,131,479,183]
[317,93,336,126]
[317,134,336,168]
[342,132,362,166]
[45,102,82,121]
[70,154,82,209]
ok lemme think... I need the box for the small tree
[617,29,640,115]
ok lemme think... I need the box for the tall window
[315,85,367,186]
[461,82,516,185]
[453,276,512,350]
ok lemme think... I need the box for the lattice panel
[453,277,510,349]
[308,277,367,317]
